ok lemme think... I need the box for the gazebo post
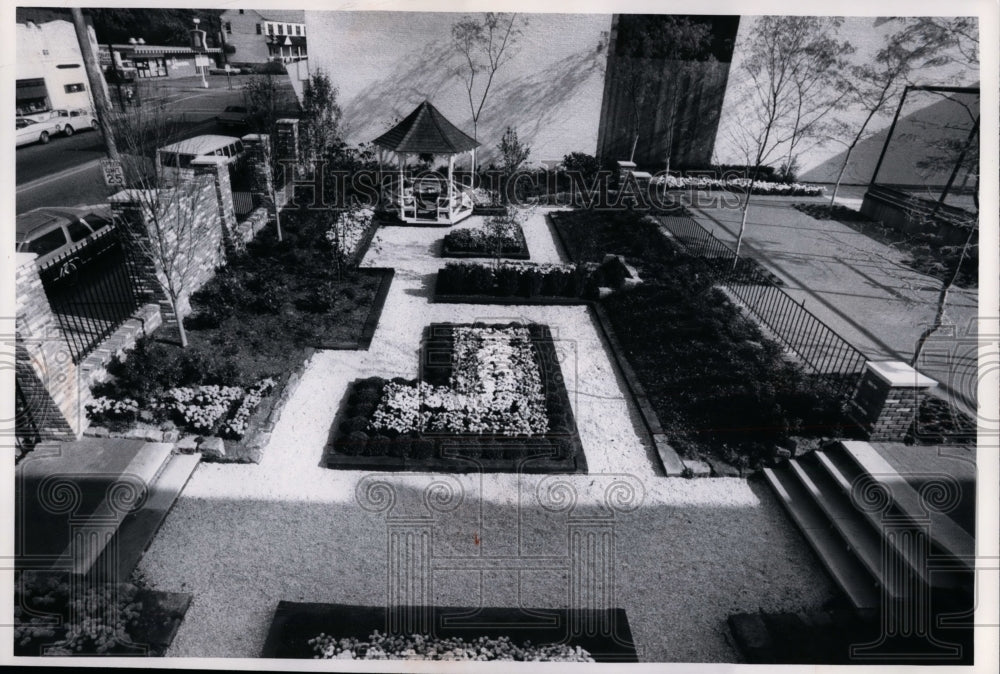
[448,154,455,220]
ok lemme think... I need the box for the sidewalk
[687,197,978,414]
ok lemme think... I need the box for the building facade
[220,9,307,66]
[100,41,222,80]
[16,18,100,117]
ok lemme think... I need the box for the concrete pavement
[685,196,978,415]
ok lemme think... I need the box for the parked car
[16,205,113,269]
[157,134,245,182]
[53,108,97,136]
[16,116,63,147]
[217,105,250,130]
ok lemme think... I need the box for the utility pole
[71,7,119,162]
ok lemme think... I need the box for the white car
[16,116,63,147]
[53,108,97,136]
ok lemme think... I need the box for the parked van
[156,134,246,181]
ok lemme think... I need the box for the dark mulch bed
[261,602,638,662]
[907,395,977,445]
[551,208,852,469]
[793,203,977,289]
[323,323,586,474]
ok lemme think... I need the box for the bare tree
[243,72,286,242]
[827,19,956,206]
[452,13,527,173]
[109,103,217,348]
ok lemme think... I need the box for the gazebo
[373,100,479,225]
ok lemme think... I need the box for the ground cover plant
[551,208,851,469]
[441,215,530,259]
[435,257,633,300]
[89,208,386,442]
[309,631,594,661]
[793,203,977,289]
[325,323,584,473]
[657,175,825,196]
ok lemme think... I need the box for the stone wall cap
[241,133,267,142]
[616,160,637,168]
[866,360,938,388]
[276,118,299,125]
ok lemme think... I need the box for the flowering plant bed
[323,323,586,474]
[434,258,636,303]
[441,221,530,259]
[14,571,192,657]
[260,602,638,662]
[655,175,825,197]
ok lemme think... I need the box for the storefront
[16,78,50,116]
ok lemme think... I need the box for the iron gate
[37,226,142,364]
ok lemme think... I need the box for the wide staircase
[16,438,200,582]
[730,440,975,664]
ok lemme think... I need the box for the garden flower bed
[260,602,638,662]
[654,175,825,196]
[549,208,852,471]
[14,571,192,657]
[323,323,586,473]
[85,209,393,462]
[433,257,636,303]
[441,220,530,259]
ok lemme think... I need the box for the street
[16,73,299,214]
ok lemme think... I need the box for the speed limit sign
[101,159,125,187]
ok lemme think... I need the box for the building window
[277,24,284,35]
[56,63,81,69]
[42,49,49,55]
[225,22,232,34]
[64,83,86,93]
[256,23,262,35]
[295,25,301,36]
[268,23,274,35]
[239,9,244,14]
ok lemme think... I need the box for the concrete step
[788,458,904,602]
[58,442,175,577]
[89,453,200,582]
[763,466,880,610]
[812,450,965,591]
[837,441,975,572]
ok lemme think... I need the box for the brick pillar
[241,133,274,205]
[848,361,938,441]
[15,253,90,438]
[191,155,237,251]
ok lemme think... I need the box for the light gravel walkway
[138,207,835,662]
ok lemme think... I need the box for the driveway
[686,197,978,415]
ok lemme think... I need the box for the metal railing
[659,213,869,393]
[37,226,143,364]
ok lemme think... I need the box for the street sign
[100,159,125,187]
[195,55,210,67]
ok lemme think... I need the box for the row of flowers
[309,631,594,661]
[652,175,825,196]
[442,220,527,256]
[369,326,549,436]
[86,378,277,440]
[436,258,632,300]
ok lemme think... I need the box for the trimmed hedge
[435,257,632,300]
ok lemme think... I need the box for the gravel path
[138,207,835,661]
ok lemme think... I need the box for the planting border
[311,267,395,350]
[441,224,531,260]
[260,602,639,662]
[323,323,587,474]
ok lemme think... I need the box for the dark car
[217,105,250,130]
[16,205,113,269]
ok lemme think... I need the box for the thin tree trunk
[173,296,189,348]
[732,176,757,269]
[910,205,978,366]
[829,141,857,208]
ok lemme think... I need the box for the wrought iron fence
[37,226,143,364]
[659,213,869,394]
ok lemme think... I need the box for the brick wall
[15,253,89,438]
[109,175,226,328]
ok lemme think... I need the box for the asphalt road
[16,73,298,214]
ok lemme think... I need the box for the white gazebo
[373,100,479,225]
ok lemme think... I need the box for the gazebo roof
[373,100,479,155]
